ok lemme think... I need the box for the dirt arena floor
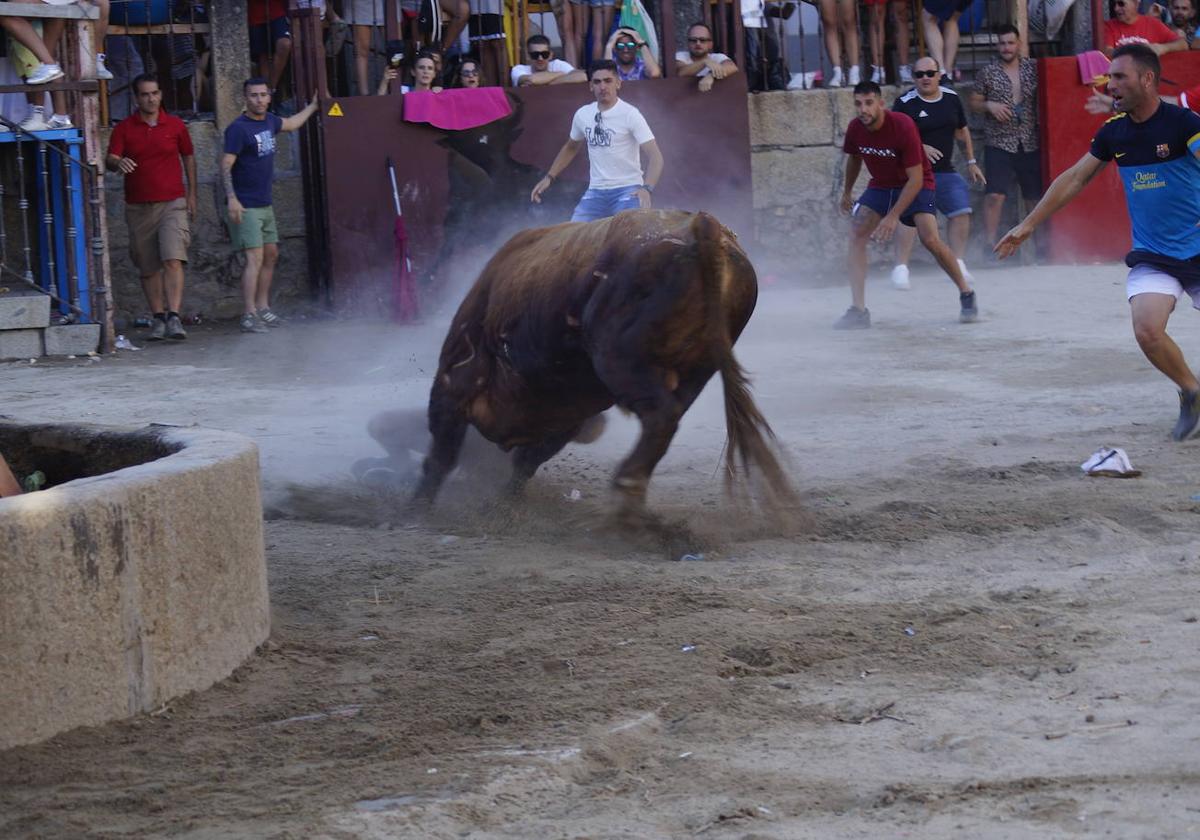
[4,261,1200,839]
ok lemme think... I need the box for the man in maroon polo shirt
[837,79,977,329]
[106,73,197,341]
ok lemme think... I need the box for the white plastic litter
[1081,447,1141,478]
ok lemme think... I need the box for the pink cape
[402,88,512,130]
[1077,50,1110,85]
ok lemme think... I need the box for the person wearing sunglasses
[457,58,483,87]
[1104,0,1186,55]
[511,33,586,86]
[675,22,739,92]
[530,61,664,222]
[836,80,977,330]
[998,44,1200,441]
[889,56,985,290]
[604,28,661,80]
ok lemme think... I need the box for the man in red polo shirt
[106,73,197,341]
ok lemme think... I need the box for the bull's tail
[691,212,796,508]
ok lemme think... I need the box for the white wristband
[966,158,977,165]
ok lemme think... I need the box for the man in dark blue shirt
[997,44,1200,440]
[221,78,318,333]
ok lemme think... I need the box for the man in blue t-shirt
[221,78,319,333]
[997,44,1200,441]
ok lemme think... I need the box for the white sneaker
[891,264,911,290]
[848,65,861,86]
[19,108,50,132]
[957,258,974,285]
[828,66,844,88]
[48,114,73,129]
[26,63,64,85]
[899,64,913,84]
[96,55,113,81]
[871,65,885,84]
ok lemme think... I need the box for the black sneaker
[959,290,978,323]
[833,306,871,330]
[1172,389,1200,441]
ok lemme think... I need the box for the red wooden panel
[320,78,752,316]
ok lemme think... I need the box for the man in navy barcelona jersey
[836,80,978,329]
[998,44,1200,440]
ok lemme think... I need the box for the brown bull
[414,209,793,517]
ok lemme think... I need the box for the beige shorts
[126,198,190,276]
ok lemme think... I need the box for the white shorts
[1127,263,1200,309]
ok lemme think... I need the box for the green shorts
[229,205,279,250]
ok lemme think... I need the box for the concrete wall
[103,121,312,323]
[0,422,269,750]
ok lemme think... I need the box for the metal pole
[61,143,79,316]
[14,138,33,288]
[37,141,56,301]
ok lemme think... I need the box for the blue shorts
[571,185,641,222]
[853,186,936,227]
[250,16,291,60]
[933,171,972,217]
[923,0,971,21]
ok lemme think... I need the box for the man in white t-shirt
[530,60,664,222]
[675,22,739,92]
[511,33,586,86]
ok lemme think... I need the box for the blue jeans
[571,185,642,222]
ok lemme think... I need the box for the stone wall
[103,120,312,324]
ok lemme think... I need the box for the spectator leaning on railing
[511,34,585,86]
[675,22,738,93]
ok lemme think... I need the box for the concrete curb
[0,421,270,750]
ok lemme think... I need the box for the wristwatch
[641,183,654,193]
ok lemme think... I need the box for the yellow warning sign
[327,102,344,117]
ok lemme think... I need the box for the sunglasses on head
[913,69,940,78]
[616,41,638,49]
[688,36,711,43]
[530,50,551,59]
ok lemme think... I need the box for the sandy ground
[4,260,1200,839]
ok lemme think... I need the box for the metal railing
[0,2,111,348]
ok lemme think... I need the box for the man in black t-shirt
[889,56,986,289]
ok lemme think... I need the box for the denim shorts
[570,0,615,7]
[570,185,641,222]
[853,186,936,227]
[933,171,972,218]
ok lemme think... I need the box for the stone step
[0,323,100,360]
[0,293,50,330]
